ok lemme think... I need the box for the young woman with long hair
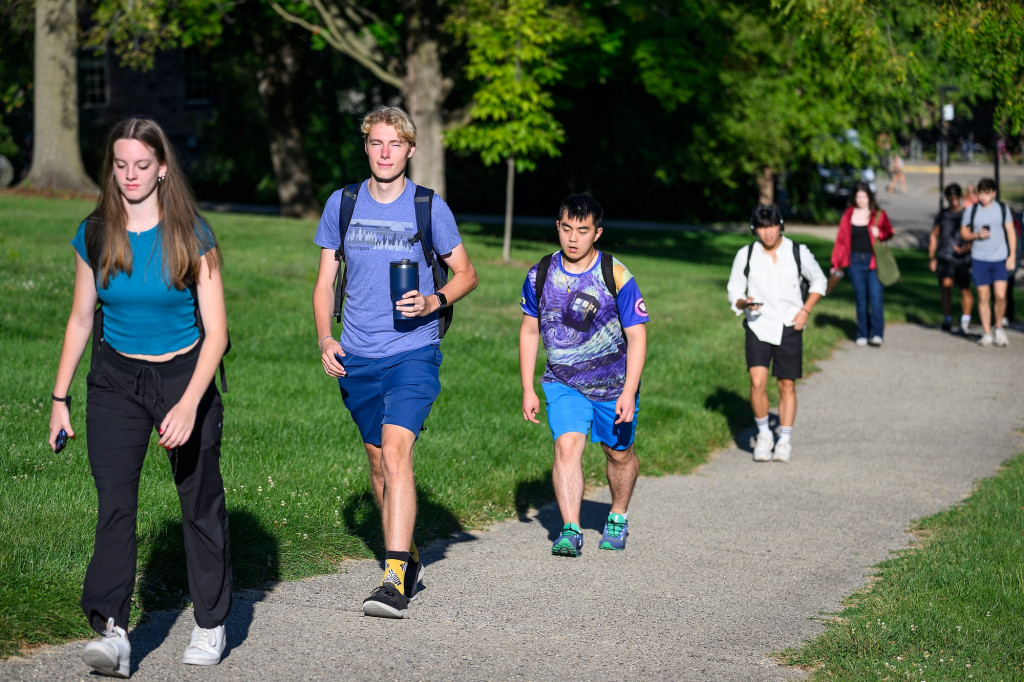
[830,181,894,346]
[48,117,231,677]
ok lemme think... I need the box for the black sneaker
[362,582,409,619]
[405,557,425,602]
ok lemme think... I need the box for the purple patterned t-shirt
[521,251,648,401]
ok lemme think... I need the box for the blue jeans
[848,252,884,339]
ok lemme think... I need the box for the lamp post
[938,85,958,211]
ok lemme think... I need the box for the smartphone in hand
[54,429,68,454]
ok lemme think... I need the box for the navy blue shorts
[971,259,1009,287]
[338,345,442,446]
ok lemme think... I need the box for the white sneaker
[869,336,883,346]
[82,617,130,678]
[855,337,868,347]
[182,624,226,666]
[772,441,792,463]
[979,333,994,347]
[994,327,1009,347]
[753,432,774,462]
[960,318,971,335]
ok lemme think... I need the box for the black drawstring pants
[81,342,232,634]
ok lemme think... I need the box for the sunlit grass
[0,192,955,657]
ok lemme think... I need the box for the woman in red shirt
[830,181,894,346]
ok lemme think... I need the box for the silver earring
[158,175,165,184]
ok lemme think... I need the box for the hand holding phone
[746,300,763,308]
[54,429,68,454]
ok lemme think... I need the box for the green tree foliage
[937,0,1024,136]
[446,0,589,261]
[0,0,33,163]
[84,0,234,71]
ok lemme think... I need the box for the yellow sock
[381,551,411,595]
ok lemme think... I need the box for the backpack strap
[534,253,555,325]
[742,242,755,292]
[968,203,978,231]
[408,185,453,338]
[600,251,618,298]
[333,183,361,322]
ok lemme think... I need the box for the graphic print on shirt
[346,219,418,254]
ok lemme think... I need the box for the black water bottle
[390,259,418,320]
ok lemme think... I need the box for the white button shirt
[726,236,828,345]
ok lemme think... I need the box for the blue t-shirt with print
[71,218,217,355]
[521,251,648,401]
[313,180,463,358]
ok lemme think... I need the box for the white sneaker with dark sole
[994,328,1009,347]
[82,617,130,678]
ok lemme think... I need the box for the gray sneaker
[82,617,130,678]
[979,333,994,347]
[772,441,792,463]
[994,327,1009,347]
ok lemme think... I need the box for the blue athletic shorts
[541,381,639,451]
[971,259,1008,287]
[338,345,442,446]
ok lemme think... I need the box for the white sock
[755,416,770,436]
[778,426,792,444]
[961,314,971,327]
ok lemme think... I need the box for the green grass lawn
[1,193,1019,674]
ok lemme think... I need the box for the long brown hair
[86,117,221,289]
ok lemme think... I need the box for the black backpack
[533,251,619,327]
[84,216,231,392]
[743,240,810,302]
[333,183,452,338]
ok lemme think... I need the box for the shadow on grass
[132,509,277,669]
[814,312,858,339]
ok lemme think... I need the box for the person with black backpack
[519,195,649,557]
[727,204,827,463]
[960,177,1017,347]
[311,106,478,619]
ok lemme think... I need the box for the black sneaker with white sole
[405,558,424,601]
[362,582,409,619]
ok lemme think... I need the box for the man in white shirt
[726,204,827,462]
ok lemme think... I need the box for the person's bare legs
[552,432,587,526]
[748,366,770,420]
[777,378,796,427]
[601,443,638,515]
[977,285,992,336]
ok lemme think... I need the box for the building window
[185,51,211,103]
[80,56,108,108]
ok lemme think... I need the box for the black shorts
[935,258,972,289]
[745,321,803,379]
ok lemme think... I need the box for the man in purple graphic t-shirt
[519,194,648,558]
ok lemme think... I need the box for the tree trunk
[503,155,515,263]
[756,166,774,205]
[253,32,320,220]
[403,2,447,198]
[22,0,98,194]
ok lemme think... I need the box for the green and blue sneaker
[599,513,628,550]
[551,523,584,557]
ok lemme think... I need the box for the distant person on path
[960,178,1016,347]
[48,117,232,677]
[887,151,906,195]
[830,181,895,347]
[928,183,974,334]
[963,182,980,209]
[519,194,648,556]
[727,204,827,463]
[312,106,478,618]
[877,132,892,182]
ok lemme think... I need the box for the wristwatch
[435,292,448,310]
